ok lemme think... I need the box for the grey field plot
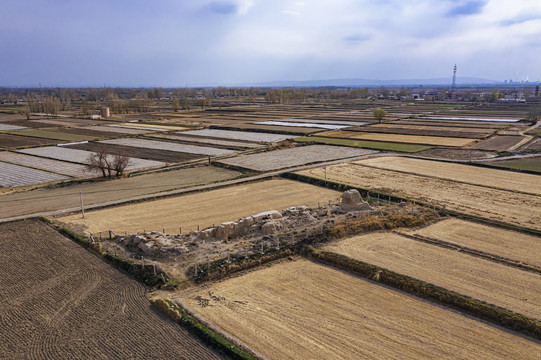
[100,138,236,156]
[0,152,90,177]
[218,145,375,171]
[18,146,164,171]
[109,124,165,132]
[148,133,264,149]
[0,124,27,131]
[0,161,70,188]
[181,129,297,143]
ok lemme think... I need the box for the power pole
[451,64,457,94]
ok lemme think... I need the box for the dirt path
[510,121,541,151]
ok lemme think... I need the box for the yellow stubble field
[296,163,541,230]
[59,179,340,235]
[317,130,475,146]
[323,232,541,320]
[400,218,541,267]
[177,259,541,360]
[354,156,541,195]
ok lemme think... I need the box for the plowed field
[178,259,541,360]
[401,218,541,267]
[0,219,222,359]
[323,232,541,320]
[59,179,340,235]
[297,164,541,230]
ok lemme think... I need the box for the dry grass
[401,218,541,267]
[354,156,541,195]
[59,179,341,235]
[177,259,541,360]
[323,232,541,320]
[317,130,475,146]
[297,164,541,230]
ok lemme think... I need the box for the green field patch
[295,136,431,153]
[480,157,541,173]
[9,129,98,142]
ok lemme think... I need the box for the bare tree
[85,146,130,177]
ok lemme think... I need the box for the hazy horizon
[1,0,540,87]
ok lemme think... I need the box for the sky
[1,0,540,87]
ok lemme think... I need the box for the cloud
[204,1,238,15]
[447,0,487,17]
[343,34,371,43]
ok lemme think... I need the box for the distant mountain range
[228,77,502,88]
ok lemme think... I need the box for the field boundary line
[306,247,541,341]
[152,299,259,360]
[395,232,541,275]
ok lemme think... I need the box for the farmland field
[0,134,61,149]
[480,157,541,172]
[0,219,222,359]
[100,138,236,156]
[354,156,541,195]
[400,218,541,267]
[0,152,89,177]
[148,133,264,149]
[181,129,297,143]
[354,126,491,138]
[0,161,70,188]
[371,123,494,133]
[178,259,541,360]
[0,124,26,131]
[0,166,240,220]
[9,129,99,142]
[218,145,374,171]
[323,232,541,320]
[255,120,349,129]
[84,125,152,135]
[117,122,188,131]
[59,179,341,235]
[472,135,524,150]
[524,138,541,150]
[297,163,541,230]
[317,130,475,146]
[295,136,431,152]
[18,146,165,171]
[68,141,205,163]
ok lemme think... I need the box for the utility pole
[80,191,85,218]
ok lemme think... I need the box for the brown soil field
[395,119,510,129]
[59,179,341,235]
[30,118,113,127]
[318,130,475,146]
[354,156,541,195]
[373,123,499,132]
[401,218,541,267]
[0,166,240,219]
[177,259,541,360]
[0,134,61,149]
[323,232,541,320]
[0,219,222,359]
[52,126,124,138]
[414,148,497,160]
[68,141,205,163]
[0,119,57,128]
[472,135,524,150]
[297,164,541,230]
[524,138,541,150]
[350,126,491,139]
